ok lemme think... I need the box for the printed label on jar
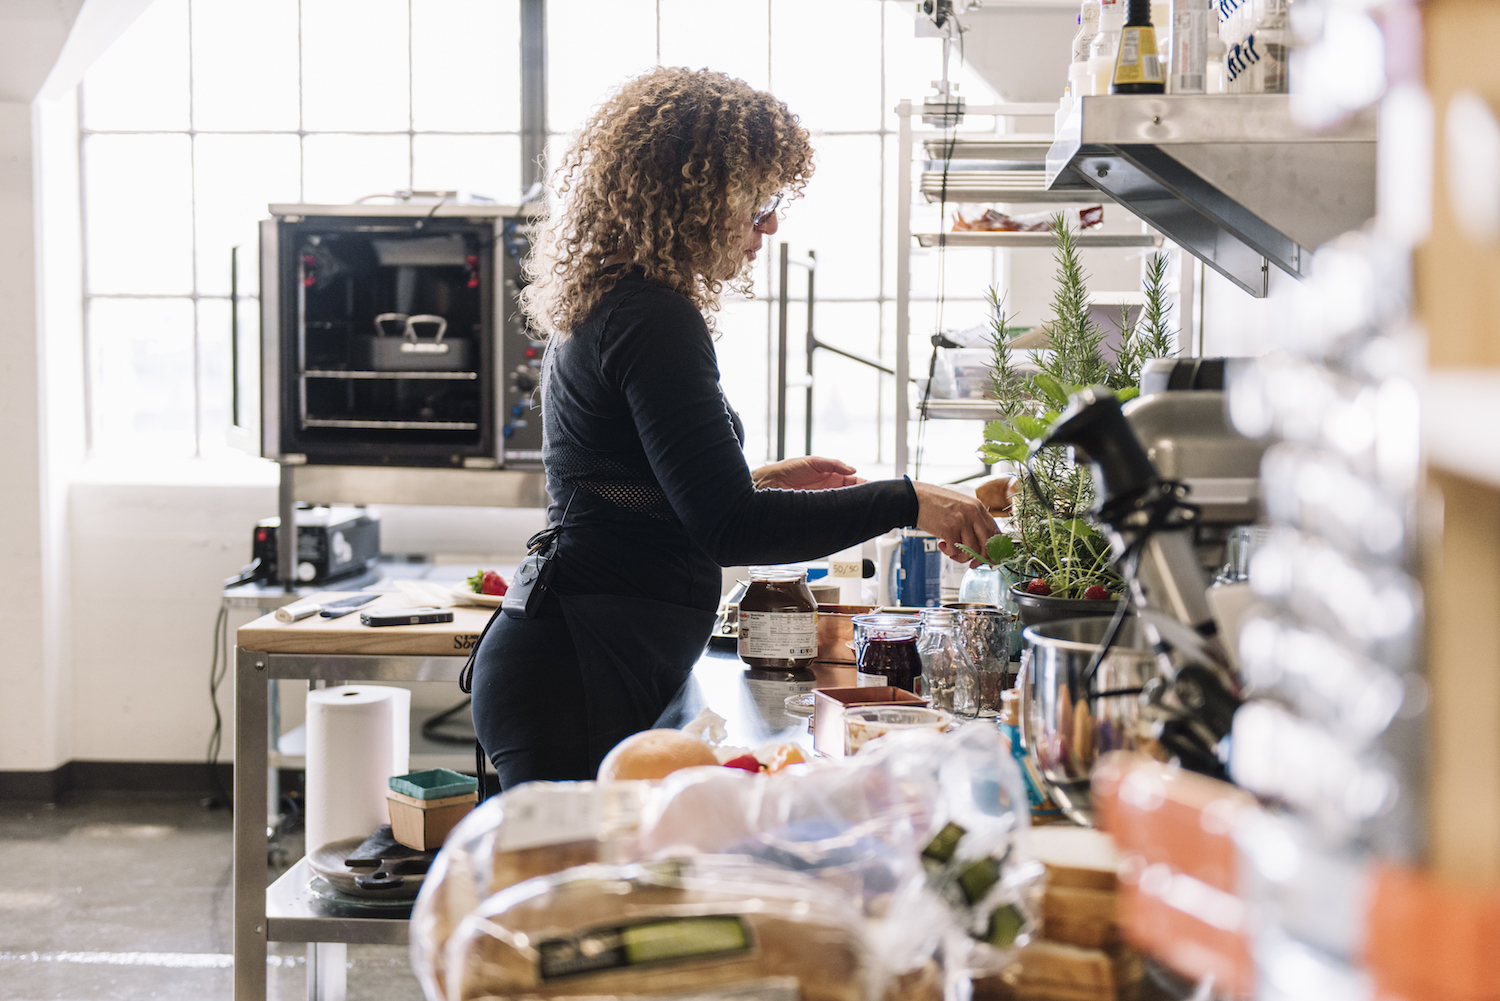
[857,671,886,688]
[737,611,817,659]
[744,678,816,725]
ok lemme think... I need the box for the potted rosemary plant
[958,222,1175,625]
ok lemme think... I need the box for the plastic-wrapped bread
[412,782,647,1001]
[444,858,873,1001]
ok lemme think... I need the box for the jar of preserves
[851,613,923,693]
[739,566,819,725]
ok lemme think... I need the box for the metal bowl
[1020,616,1156,826]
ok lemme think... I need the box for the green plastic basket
[388,767,477,801]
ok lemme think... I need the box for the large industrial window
[81,0,1002,478]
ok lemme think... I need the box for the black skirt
[469,591,715,789]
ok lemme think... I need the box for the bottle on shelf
[1088,0,1125,96]
[1110,0,1166,94]
[1247,0,1290,94]
[1170,0,1210,94]
[1206,34,1228,93]
[1070,0,1103,96]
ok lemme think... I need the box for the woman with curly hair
[469,67,997,788]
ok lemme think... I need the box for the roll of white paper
[275,600,321,623]
[303,685,411,858]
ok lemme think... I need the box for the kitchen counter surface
[238,596,823,749]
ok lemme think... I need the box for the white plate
[450,582,505,607]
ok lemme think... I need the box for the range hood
[1046,95,1376,297]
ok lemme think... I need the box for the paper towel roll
[275,599,321,623]
[304,685,412,858]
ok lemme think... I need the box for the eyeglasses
[752,192,783,228]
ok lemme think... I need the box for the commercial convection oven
[243,199,544,469]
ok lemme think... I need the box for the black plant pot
[1010,584,1122,627]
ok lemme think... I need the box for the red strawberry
[1083,585,1110,600]
[481,570,508,596]
[723,754,762,773]
[1025,578,1052,596]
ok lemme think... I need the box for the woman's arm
[604,295,995,565]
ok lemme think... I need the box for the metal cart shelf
[233,596,815,1001]
[234,608,480,1001]
[913,231,1162,248]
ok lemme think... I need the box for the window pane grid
[81,0,994,469]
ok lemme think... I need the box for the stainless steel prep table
[233,593,811,1001]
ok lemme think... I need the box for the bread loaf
[446,860,871,1001]
[412,785,610,1001]
[1039,886,1117,950]
[969,941,1143,1001]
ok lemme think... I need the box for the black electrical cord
[205,603,232,810]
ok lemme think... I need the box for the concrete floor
[0,796,422,1001]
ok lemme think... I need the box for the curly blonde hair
[519,67,814,337]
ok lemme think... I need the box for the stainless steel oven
[240,201,543,469]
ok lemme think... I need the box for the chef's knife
[319,593,379,618]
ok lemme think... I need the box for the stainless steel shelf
[921,135,1055,160]
[303,370,478,381]
[919,399,1004,420]
[914,231,1161,248]
[301,418,479,431]
[920,170,1115,204]
[1045,94,1376,297]
[265,860,410,945]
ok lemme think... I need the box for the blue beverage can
[892,530,942,607]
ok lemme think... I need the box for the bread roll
[599,729,721,782]
[446,860,871,1001]
[975,477,1017,516]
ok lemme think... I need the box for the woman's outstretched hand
[912,481,1001,567]
[752,456,867,491]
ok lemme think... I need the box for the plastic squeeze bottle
[1069,0,1102,96]
[1088,0,1124,96]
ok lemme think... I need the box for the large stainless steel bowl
[1021,616,1157,826]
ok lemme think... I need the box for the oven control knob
[513,370,537,392]
[296,562,317,582]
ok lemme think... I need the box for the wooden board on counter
[237,592,497,656]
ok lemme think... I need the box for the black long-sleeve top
[542,269,919,613]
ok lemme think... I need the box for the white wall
[68,481,275,761]
[0,98,66,773]
[1199,260,1301,358]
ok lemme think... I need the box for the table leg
[235,647,270,1001]
[306,942,347,1001]
[268,679,283,861]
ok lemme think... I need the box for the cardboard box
[813,686,927,757]
[387,789,477,850]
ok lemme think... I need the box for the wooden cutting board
[236,591,498,656]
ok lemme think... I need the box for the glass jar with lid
[851,613,923,692]
[917,607,979,719]
[738,566,819,726]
